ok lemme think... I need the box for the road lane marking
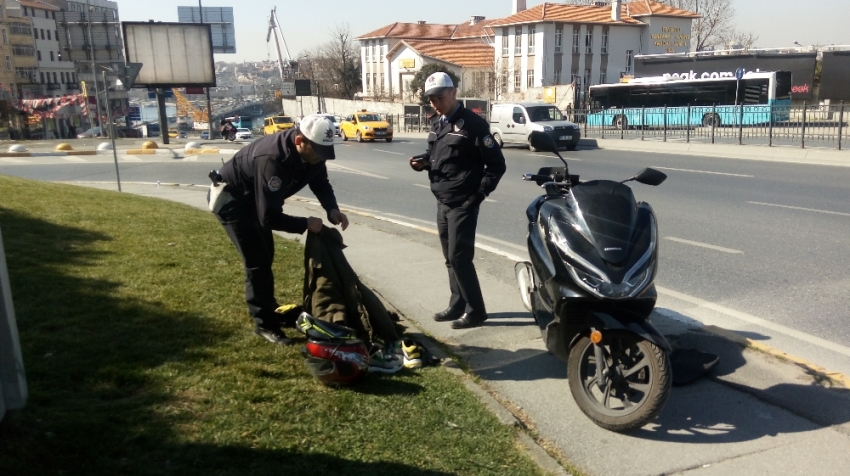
[525,153,582,161]
[326,163,388,179]
[121,156,143,162]
[664,237,743,254]
[748,201,850,217]
[413,183,429,189]
[652,166,753,177]
[62,156,88,163]
[0,157,29,163]
[373,149,405,155]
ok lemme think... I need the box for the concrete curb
[184,148,239,156]
[0,149,181,157]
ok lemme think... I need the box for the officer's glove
[464,192,486,208]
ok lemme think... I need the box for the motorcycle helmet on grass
[297,312,369,386]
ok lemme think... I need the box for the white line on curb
[652,166,754,177]
[373,149,405,155]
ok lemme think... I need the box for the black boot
[450,312,488,329]
[433,308,464,322]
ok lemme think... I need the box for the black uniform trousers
[214,199,281,328]
[437,200,485,315]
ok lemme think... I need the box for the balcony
[46,82,61,91]
[65,82,80,90]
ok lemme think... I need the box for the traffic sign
[110,62,143,89]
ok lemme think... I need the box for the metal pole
[85,0,102,129]
[738,103,743,145]
[768,102,774,147]
[103,71,121,192]
[686,103,691,143]
[711,103,717,144]
[620,108,624,140]
[839,101,844,151]
[663,105,667,142]
[156,88,170,145]
[601,108,605,139]
[200,1,214,140]
[801,101,807,149]
[641,106,645,141]
[584,104,588,138]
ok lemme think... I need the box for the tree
[658,0,756,52]
[410,64,460,105]
[296,24,361,100]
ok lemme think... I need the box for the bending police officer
[409,72,506,329]
[212,114,349,345]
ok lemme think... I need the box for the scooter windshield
[565,180,637,263]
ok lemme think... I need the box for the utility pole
[200,1,214,139]
[85,0,103,130]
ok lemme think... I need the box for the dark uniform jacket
[424,104,506,205]
[219,129,339,234]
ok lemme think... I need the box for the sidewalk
[72,181,850,476]
[0,136,240,158]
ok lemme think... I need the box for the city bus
[586,71,792,129]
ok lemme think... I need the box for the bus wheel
[614,115,628,130]
[702,114,721,127]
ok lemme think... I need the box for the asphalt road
[2,136,850,366]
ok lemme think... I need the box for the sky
[116,0,848,63]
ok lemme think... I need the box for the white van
[490,102,581,151]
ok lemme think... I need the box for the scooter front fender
[575,311,672,352]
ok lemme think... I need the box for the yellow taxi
[340,110,393,142]
[263,115,295,135]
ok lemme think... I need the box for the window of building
[513,67,521,92]
[501,28,509,56]
[528,27,535,54]
[554,69,561,85]
[366,73,371,91]
[52,72,57,83]
[601,27,609,54]
[33,28,37,40]
[572,73,581,93]
[572,26,580,54]
[61,72,65,82]
[365,43,370,62]
[599,70,607,84]
[380,73,384,92]
[12,44,35,56]
[40,29,44,40]
[4,56,10,71]
[56,30,59,41]
[37,50,41,61]
[47,30,51,40]
[1,29,6,44]
[11,22,32,36]
[584,68,591,89]
[527,69,535,88]
[40,72,44,83]
[625,49,633,73]
[45,9,49,19]
[514,27,522,55]
[50,51,54,61]
[22,6,27,16]
[555,27,562,53]
[585,28,593,54]
[379,40,384,62]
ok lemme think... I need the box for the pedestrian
[409,72,506,329]
[211,114,349,345]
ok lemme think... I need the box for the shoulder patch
[483,135,495,148]
[454,118,464,131]
[268,176,282,192]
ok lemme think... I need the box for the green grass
[0,175,547,476]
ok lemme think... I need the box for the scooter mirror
[529,131,558,153]
[634,168,667,186]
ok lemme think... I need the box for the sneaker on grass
[254,326,293,345]
[369,347,403,373]
[399,339,423,369]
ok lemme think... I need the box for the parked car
[489,102,581,151]
[263,115,295,135]
[319,114,341,136]
[200,130,222,140]
[235,128,253,140]
[340,110,393,142]
[77,127,101,138]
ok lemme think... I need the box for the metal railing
[564,102,848,150]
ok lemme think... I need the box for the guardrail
[565,102,847,150]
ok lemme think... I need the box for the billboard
[635,53,817,99]
[123,22,216,88]
[281,81,296,97]
[176,6,236,54]
[295,79,312,96]
[819,51,850,101]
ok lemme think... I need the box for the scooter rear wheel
[568,331,671,432]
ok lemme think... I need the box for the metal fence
[566,102,848,150]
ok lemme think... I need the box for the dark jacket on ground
[219,129,338,234]
[303,227,399,345]
[423,104,506,205]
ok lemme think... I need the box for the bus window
[774,71,792,100]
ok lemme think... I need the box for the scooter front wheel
[568,331,671,432]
